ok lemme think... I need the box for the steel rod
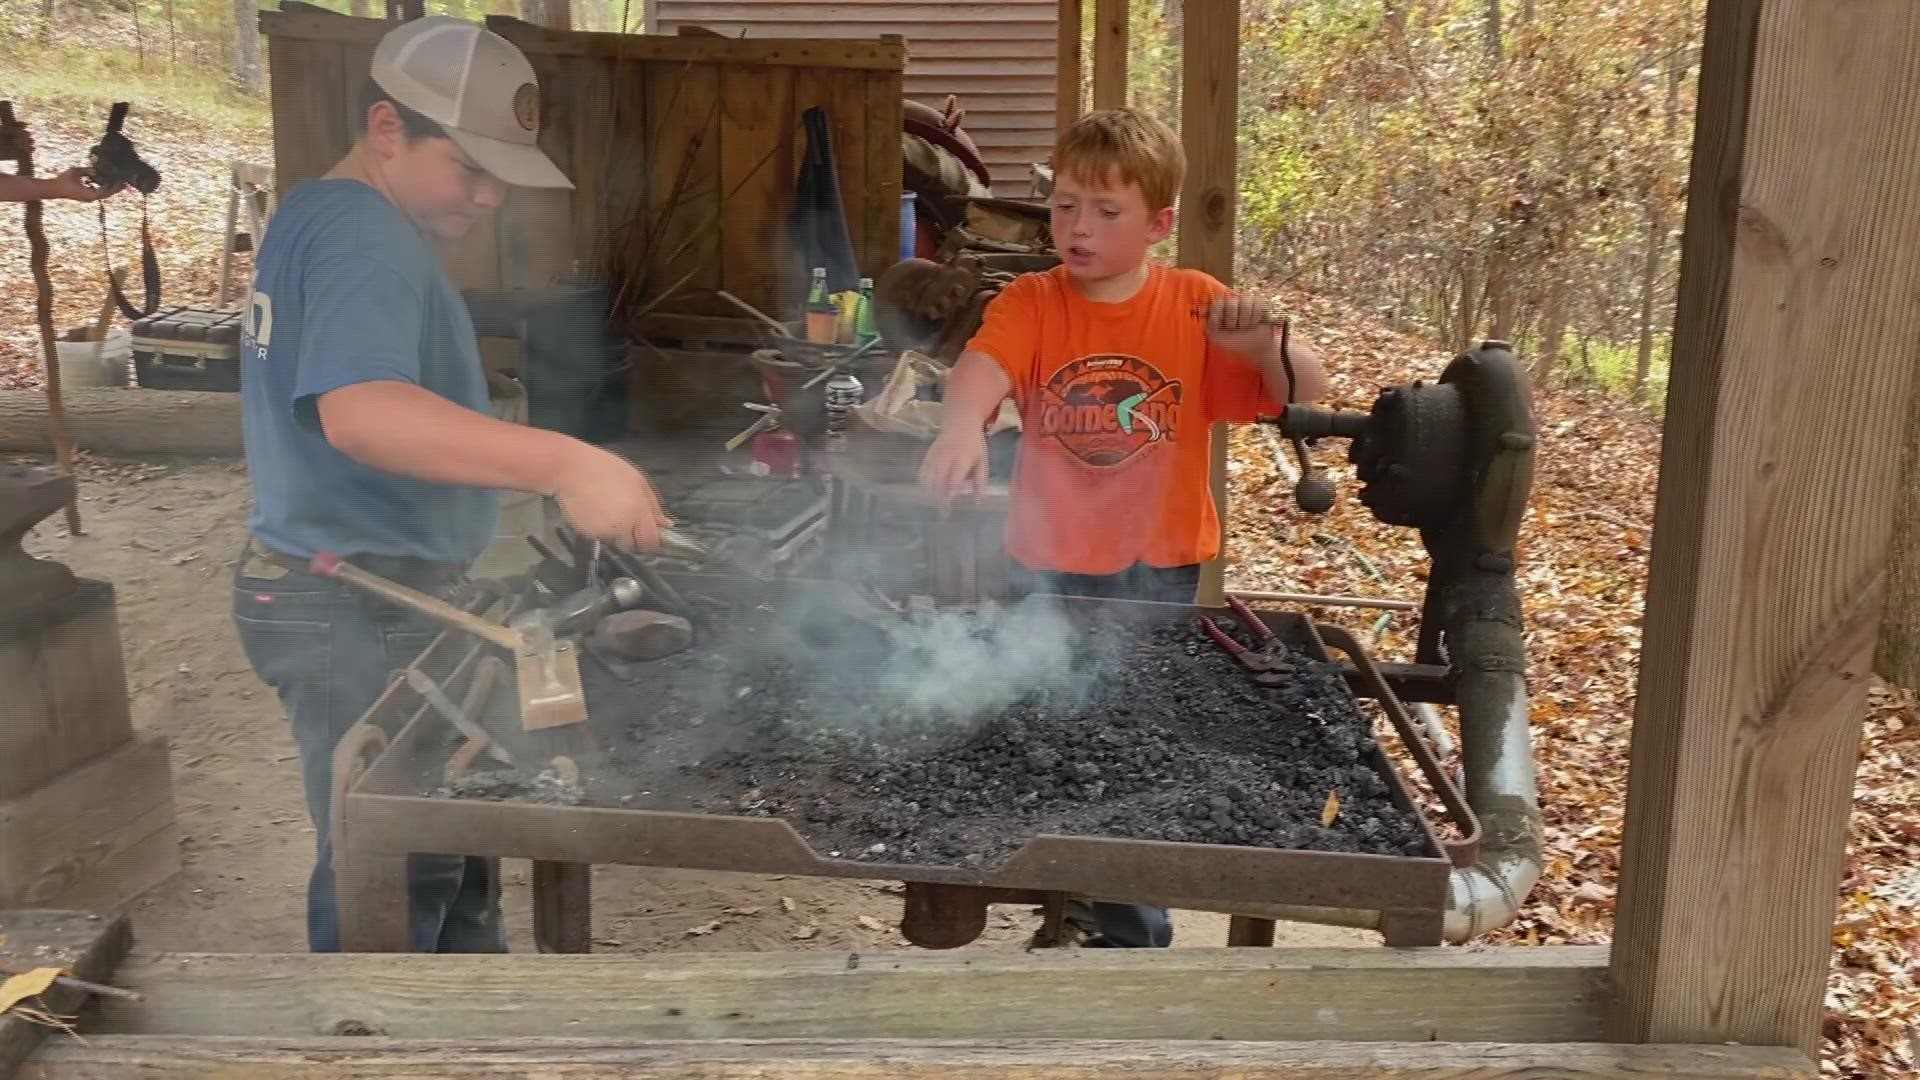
[1228,589,1417,612]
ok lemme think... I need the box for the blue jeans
[1010,560,1197,949]
[231,547,506,953]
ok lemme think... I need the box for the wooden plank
[22,1036,1816,1079]
[1177,0,1238,608]
[96,947,1610,1043]
[1606,0,1920,1058]
[0,736,177,910]
[0,582,134,800]
[265,34,344,193]
[646,59,724,310]
[0,911,131,1077]
[863,68,905,276]
[491,17,908,71]
[1091,0,1126,110]
[660,18,1061,40]
[719,62,796,316]
[561,54,618,278]
[912,74,1058,96]
[665,2,1059,23]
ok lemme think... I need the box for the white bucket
[55,326,131,389]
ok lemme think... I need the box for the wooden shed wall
[260,2,904,320]
[652,0,1058,194]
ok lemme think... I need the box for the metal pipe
[1227,589,1417,612]
[1258,567,1541,945]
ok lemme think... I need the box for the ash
[434,592,1431,869]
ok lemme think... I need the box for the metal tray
[332,579,1476,949]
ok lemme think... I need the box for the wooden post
[1178,3,1238,608]
[1055,0,1082,132]
[1091,0,1127,110]
[1607,0,1920,1057]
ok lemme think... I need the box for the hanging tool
[1197,597,1295,688]
[309,552,589,731]
[1,102,82,537]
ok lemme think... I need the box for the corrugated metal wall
[652,1,1057,194]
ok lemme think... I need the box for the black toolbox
[131,307,244,392]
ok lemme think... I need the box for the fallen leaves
[1227,285,1919,1080]
[856,915,888,934]
[683,921,720,938]
[790,925,819,941]
[1320,790,1340,827]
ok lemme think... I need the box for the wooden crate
[260,2,905,320]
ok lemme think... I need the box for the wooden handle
[310,552,523,652]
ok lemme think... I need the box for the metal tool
[1198,597,1295,687]
[543,576,647,636]
[407,666,515,766]
[310,551,589,731]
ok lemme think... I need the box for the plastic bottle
[854,277,878,347]
[807,267,828,307]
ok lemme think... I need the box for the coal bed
[429,588,1431,870]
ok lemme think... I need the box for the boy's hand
[1203,297,1280,361]
[551,443,673,552]
[47,167,111,202]
[919,427,989,508]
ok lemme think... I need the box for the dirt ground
[18,453,1370,956]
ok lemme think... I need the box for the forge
[330,576,1477,951]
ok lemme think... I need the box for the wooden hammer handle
[310,552,523,653]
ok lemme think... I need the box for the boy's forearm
[0,174,57,202]
[1246,335,1329,404]
[941,350,1015,432]
[316,380,581,495]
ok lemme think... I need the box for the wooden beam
[0,911,131,1076]
[96,948,1612,1044]
[1090,0,1127,110]
[1177,0,1239,608]
[1055,0,1082,132]
[1607,0,1920,1058]
[259,6,908,70]
[21,1036,1815,1079]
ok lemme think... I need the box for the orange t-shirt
[965,263,1280,576]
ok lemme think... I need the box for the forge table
[326,581,1477,954]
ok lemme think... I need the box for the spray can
[824,371,863,451]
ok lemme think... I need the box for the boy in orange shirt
[917,109,1329,947]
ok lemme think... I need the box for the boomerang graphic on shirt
[1035,355,1184,468]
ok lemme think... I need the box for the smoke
[862,594,1101,731]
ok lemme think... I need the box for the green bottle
[854,276,878,346]
[807,267,828,307]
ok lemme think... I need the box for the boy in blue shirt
[234,16,669,952]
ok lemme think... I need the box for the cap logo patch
[512,83,540,131]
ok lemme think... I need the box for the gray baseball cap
[370,15,572,190]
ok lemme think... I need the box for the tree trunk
[1879,393,1920,691]
[351,0,372,16]
[1532,279,1568,383]
[1632,206,1664,403]
[0,390,241,456]
[231,0,263,95]
[1483,0,1503,64]
[1454,263,1480,354]
[132,0,145,70]
[38,0,54,44]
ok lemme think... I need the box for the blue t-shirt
[240,178,498,564]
